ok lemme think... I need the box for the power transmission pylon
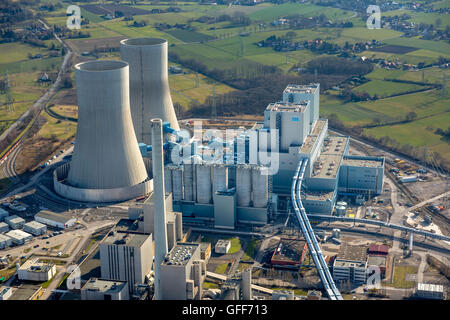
[195,72,199,88]
[211,82,216,120]
[442,72,446,97]
[4,72,13,112]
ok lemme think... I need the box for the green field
[352,79,426,98]
[165,29,215,43]
[248,3,354,22]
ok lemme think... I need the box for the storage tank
[236,165,251,207]
[336,201,347,208]
[196,163,212,204]
[164,166,172,194]
[120,38,179,145]
[66,60,148,193]
[252,166,268,208]
[183,163,194,201]
[171,166,183,201]
[212,164,228,195]
[335,205,346,216]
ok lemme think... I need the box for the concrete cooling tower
[120,38,180,145]
[53,60,152,203]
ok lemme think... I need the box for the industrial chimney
[120,38,180,145]
[65,60,149,197]
[151,118,168,300]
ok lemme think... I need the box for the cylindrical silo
[252,166,268,208]
[183,163,194,201]
[67,60,148,191]
[196,163,212,204]
[212,164,228,195]
[164,166,172,194]
[236,165,251,207]
[120,38,179,145]
[171,166,183,201]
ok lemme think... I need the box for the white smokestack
[151,118,168,300]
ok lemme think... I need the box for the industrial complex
[0,36,448,303]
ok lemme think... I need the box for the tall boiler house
[120,38,180,145]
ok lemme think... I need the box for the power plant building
[50,36,385,225]
[81,278,130,301]
[100,231,153,294]
[159,242,205,300]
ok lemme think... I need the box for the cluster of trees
[168,51,279,90]
[435,127,450,141]
[305,56,373,76]
[193,12,251,27]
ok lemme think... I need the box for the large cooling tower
[66,60,148,193]
[120,38,180,145]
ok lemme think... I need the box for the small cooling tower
[54,60,151,202]
[120,38,180,145]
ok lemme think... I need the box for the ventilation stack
[62,60,149,202]
[120,38,180,145]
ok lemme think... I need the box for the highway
[291,158,343,300]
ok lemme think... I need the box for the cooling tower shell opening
[55,60,151,202]
[120,38,180,145]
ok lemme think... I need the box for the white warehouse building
[34,211,76,229]
[5,230,32,245]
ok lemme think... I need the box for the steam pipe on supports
[151,118,168,300]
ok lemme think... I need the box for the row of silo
[165,162,269,208]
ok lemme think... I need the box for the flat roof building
[100,231,153,294]
[160,242,205,300]
[81,278,129,300]
[5,229,32,245]
[333,243,368,285]
[0,234,12,250]
[18,258,57,282]
[0,208,8,221]
[0,222,9,234]
[271,237,307,267]
[23,221,47,236]
[0,287,13,300]
[416,283,444,300]
[215,239,231,254]
[5,215,25,230]
[35,211,76,229]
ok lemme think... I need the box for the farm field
[169,69,235,108]
[352,79,427,98]
[0,72,54,135]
